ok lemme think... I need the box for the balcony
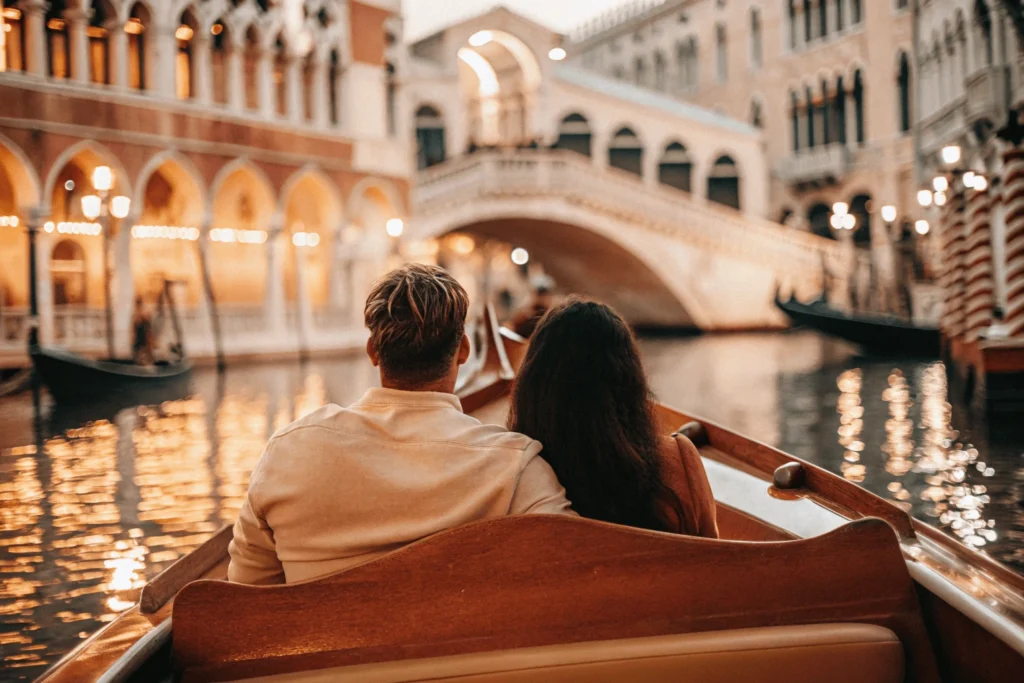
[775,143,852,187]
[1015,56,1024,109]
[964,65,1010,127]
[918,97,966,157]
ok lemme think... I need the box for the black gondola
[774,292,941,357]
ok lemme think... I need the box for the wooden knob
[674,421,709,448]
[773,462,805,490]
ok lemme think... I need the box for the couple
[228,264,717,585]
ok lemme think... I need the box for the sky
[403,0,635,40]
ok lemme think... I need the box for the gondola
[36,307,1024,683]
[31,280,193,405]
[774,292,941,357]
[0,367,32,398]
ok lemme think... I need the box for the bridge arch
[413,198,713,329]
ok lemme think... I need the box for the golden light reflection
[882,370,915,481]
[836,369,866,482]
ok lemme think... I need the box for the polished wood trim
[139,526,231,615]
[172,516,939,683]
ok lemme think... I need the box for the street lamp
[917,189,933,207]
[915,220,930,235]
[511,247,530,265]
[80,165,131,360]
[941,145,961,165]
[881,205,897,223]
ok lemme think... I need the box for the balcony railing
[964,65,1010,127]
[415,149,843,277]
[775,143,852,186]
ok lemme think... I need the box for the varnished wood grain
[139,526,231,614]
[173,516,939,683]
[716,503,796,541]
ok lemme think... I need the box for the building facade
[569,0,923,283]
[0,0,406,363]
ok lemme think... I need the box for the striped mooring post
[939,186,967,340]
[964,187,994,342]
[1004,146,1024,337]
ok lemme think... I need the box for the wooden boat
[36,309,1024,683]
[774,292,941,357]
[0,367,32,397]
[31,280,193,405]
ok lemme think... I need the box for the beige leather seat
[242,623,903,683]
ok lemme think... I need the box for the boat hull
[775,296,941,356]
[30,346,193,405]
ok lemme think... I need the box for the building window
[975,0,993,67]
[804,0,812,42]
[715,24,726,82]
[750,8,762,68]
[634,56,646,86]
[415,105,446,169]
[836,0,845,31]
[852,0,862,25]
[820,79,830,143]
[2,5,26,72]
[818,0,828,39]
[897,51,911,133]
[45,2,70,78]
[750,98,763,128]
[791,91,800,151]
[806,86,815,148]
[895,0,908,10]
[853,69,865,144]
[835,75,847,144]
[788,0,797,49]
[653,51,666,90]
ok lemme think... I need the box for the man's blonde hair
[364,264,469,384]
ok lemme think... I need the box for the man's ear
[456,333,471,366]
[366,338,380,367]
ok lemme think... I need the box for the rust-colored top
[657,434,719,539]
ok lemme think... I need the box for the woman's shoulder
[656,434,699,469]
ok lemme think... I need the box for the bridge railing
[415,149,844,279]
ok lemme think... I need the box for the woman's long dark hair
[508,298,683,532]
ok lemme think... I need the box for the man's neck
[380,376,456,395]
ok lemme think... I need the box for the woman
[508,298,718,537]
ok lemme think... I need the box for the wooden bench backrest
[173,516,939,683]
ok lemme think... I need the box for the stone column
[329,225,347,310]
[152,26,179,99]
[257,51,275,118]
[1003,146,1024,337]
[227,43,246,112]
[20,0,47,76]
[294,246,314,344]
[65,7,90,83]
[28,209,54,343]
[285,54,304,124]
[964,187,994,341]
[871,214,897,314]
[106,18,128,87]
[264,216,286,335]
[112,215,136,359]
[192,35,213,105]
[642,147,659,189]
[939,186,968,341]
[310,59,329,128]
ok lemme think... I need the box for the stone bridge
[412,149,843,330]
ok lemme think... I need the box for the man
[228,264,573,585]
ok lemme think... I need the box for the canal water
[0,330,1021,680]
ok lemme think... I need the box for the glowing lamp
[881,205,897,223]
[510,247,529,265]
[917,189,932,207]
[934,191,947,207]
[92,166,113,192]
[829,213,843,230]
[841,213,856,230]
[974,175,988,191]
[915,220,930,235]
[469,31,493,47]
[941,145,961,165]
[548,47,567,61]
[81,194,101,220]
[110,195,131,219]
[963,171,976,188]
[386,218,404,238]
[64,179,75,191]
[832,202,848,216]
[932,176,948,192]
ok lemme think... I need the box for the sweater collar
[355,387,463,412]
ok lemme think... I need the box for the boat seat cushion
[240,623,903,683]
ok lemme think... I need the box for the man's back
[227,387,571,584]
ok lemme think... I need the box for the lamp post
[386,218,404,265]
[81,166,131,360]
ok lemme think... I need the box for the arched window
[211,18,229,106]
[806,86,815,148]
[849,193,872,244]
[88,1,113,84]
[243,26,260,111]
[687,37,698,88]
[750,8,762,68]
[808,203,832,239]
[715,24,727,82]
[836,0,845,32]
[791,91,800,151]
[553,113,592,157]
[329,49,341,125]
[707,155,741,210]
[851,0,862,25]
[1,1,26,71]
[818,0,828,38]
[273,33,288,117]
[975,0,993,67]
[126,2,150,90]
[415,105,446,169]
[176,8,199,100]
[609,127,643,177]
[658,142,693,193]
[788,0,797,49]
[803,0,812,42]
[45,0,69,78]
[835,75,846,144]
[52,239,87,305]
[653,51,666,90]
[750,98,764,129]
[675,42,687,90]
[820,79,830,143]
[853,69,865,144]
[897,52,911,134]
[634,56,646,86]
[386,62,397,135]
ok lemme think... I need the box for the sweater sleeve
[227,452,286,585]
[671,434,720,539]
[508,442,576,516]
